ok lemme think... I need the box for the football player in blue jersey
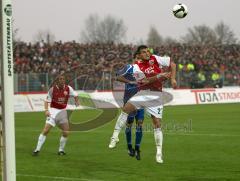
[113,52,144,160]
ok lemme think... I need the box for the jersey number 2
[157,107,162,114]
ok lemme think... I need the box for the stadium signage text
[6,18,12,76]
[192,89,240,104]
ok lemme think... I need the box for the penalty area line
[17,174,103,181]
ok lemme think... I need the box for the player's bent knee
[122,103,136,114]
[122,107,129,114]
[154,123,161,128]
[153,121,161,128]
[136,121,143,127]
[126,123,133,127]
[42,127,51,135]
[151,116,162,128]
[62,130,69,137]
[152,120,161,128]
[42,129,50,136]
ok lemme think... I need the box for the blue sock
[125,127,132,149]
[135,125,143,151]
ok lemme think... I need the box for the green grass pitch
[12,103,240,181]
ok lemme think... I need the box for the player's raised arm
[154,55,177,88]
[170,61,177,88]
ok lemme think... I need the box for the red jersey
[134,55,171,91]
[46,85,77,109]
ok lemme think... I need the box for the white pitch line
[17,174,104,181]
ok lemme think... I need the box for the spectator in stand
[211,71,223,88]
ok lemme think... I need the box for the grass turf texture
[11,103,240,180]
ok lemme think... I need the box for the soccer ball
[173,3,188,19]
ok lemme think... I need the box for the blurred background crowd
[14,41,240,92]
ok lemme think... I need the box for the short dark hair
[136,45,148,54]
[133,51,139,59]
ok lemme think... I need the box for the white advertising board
[14,87,240,112]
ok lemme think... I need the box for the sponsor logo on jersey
[149,59,154,65]
[144,66,155,74]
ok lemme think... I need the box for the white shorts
[128,90,164,118]
[46,108,68,127]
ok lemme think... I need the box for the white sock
[35,134,46,151]
[154,128,163,155]
[59,136,67,152]
[112,112,128,139]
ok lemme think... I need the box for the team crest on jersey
[63,91,68,96]
[149,59,154,65]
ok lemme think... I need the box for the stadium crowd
[14,41,240,91]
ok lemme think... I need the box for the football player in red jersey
[109,45,176,163]
[33,75,79,156]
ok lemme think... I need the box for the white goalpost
[0,0,16,180]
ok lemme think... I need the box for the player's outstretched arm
[116,75,137,84]
[170,62,177,88]
[154,55,177,88]
[141,72,171,85]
